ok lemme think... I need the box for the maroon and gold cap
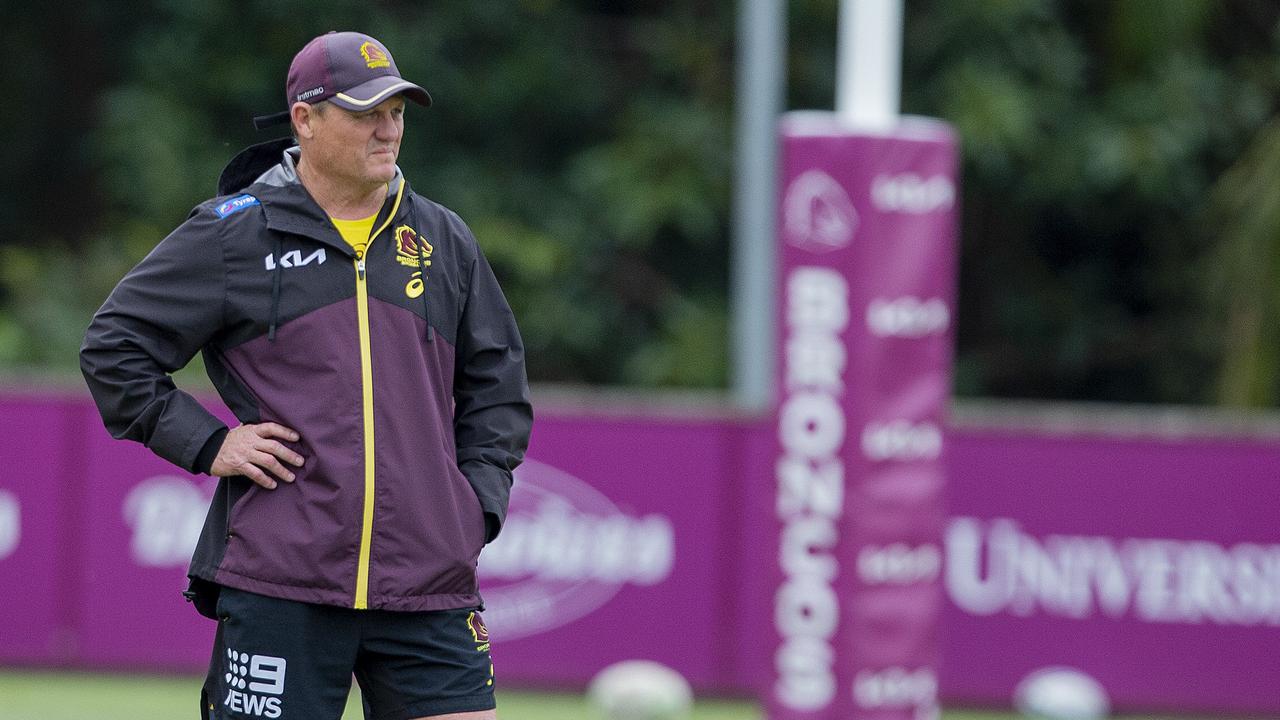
[287,31,431,110]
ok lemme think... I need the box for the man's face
[300,96,406,191]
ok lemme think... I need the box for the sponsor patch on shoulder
[215,195,260,219]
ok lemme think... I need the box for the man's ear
[291,102,316,140]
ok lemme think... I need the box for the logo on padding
[783,170,857,253]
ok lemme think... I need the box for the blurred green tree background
[2,0,1279,405]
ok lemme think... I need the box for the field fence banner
[0,397,752,686]
[472,414,756,690]
[0,398,76,666]
[3,393,1280,714]
[768,114,959,720]
[942,430,1280,715]
[77,410,222,669]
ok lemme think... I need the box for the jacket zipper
[351,180,405,610]
[353,251,376,609]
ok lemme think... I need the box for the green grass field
[0,671,755,719]
[3,670,1217,720]
[0,670,1032,720]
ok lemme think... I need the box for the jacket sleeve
[80,207,230,473]
[453,239,533,543]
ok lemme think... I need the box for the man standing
[81,31,531,720]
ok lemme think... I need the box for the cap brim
[330,76,432,110]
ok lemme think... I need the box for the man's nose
[375,115,400,139]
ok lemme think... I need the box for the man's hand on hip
[211,423,305,489]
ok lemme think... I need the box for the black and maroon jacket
[81,139,532,613]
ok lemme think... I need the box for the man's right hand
[210,423,306,489]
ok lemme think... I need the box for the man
[81,31,531,720]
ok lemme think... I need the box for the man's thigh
[355,608,496,720]
[204,587,360,720]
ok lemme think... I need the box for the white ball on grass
[1014,666,1110,720]
[587,660,693,720]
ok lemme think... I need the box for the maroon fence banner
[77,410,223,670]
[0,394,760,686]
[942,427,1280,715]
[768,114,959,720]
[1,393,1279,714]
[0,397,80,666]
[474,411,765,691]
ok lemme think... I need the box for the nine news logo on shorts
[224,646,288,718]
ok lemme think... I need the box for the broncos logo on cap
[360,41,391,69]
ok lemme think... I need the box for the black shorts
[201,586,495,720]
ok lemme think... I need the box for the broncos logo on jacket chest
[396,225,433,299]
